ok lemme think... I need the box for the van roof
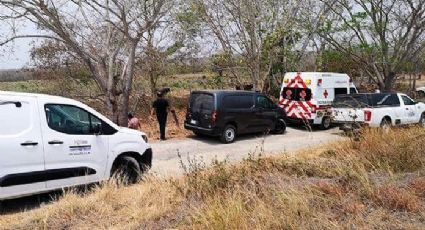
[0,90,85,106]
[0,90,73,100]
[191,90,258,95]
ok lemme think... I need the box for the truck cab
[0,91,152,200]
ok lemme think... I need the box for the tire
[380,118,391,132]
[111,156,141,185]
[273,118,287,134]
[419,113,425,128]
[320,116,332,130]
[220,124,236,144]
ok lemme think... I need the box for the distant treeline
[0,69,35,82]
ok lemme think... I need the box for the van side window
[45,104,114,135]
[256,96,275,109]
[0,100,30,136]
[224,95,253,109]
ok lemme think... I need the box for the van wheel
[380,118,391,132]
[419,113,425,128]
[220,125,236,144]
[111,156,141,185]
[320,116,331,130]
[273,119,287,134]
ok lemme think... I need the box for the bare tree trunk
[384,72,396,92]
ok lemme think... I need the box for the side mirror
[93,124,102,135]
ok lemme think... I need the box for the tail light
[212,110,218,123]
[364,110,372,122]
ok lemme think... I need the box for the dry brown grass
[1,127,425,229]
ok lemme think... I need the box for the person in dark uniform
[151,91,170,140]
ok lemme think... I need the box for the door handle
[405,108,409,110]
[21,141,38,146]
[48,140,64,145]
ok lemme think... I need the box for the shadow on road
[186,132,283,145]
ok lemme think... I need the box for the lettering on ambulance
[278,73,316,120]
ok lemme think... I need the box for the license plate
[190,119,198,125]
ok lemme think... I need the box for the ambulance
[278,72,357,129]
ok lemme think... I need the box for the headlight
[142,135,148,143]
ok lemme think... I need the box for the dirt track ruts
[150,127,344,177]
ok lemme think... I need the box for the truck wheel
[320,116,332,130]
[220,125,236,144]
[419,113,425,128]
[380,118,391,132]
[273,119,287,134]
[111,156,141,185]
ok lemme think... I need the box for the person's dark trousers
[157,113,168,140]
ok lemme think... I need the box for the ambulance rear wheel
[320,116,331,130]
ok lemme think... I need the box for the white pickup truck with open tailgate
[332,93,425,130]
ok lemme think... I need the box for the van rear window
[223,95,253,109]
[282,88,312,101]
[190,93,214,114]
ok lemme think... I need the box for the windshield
[190,93,214,114]
[282,87,312,101]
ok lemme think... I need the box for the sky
[0,20,38,70]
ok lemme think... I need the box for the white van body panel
[0,91,151,200]
[279,72,357,125]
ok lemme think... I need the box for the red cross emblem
[323,90,329,98]
[285,90,292,99]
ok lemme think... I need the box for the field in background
[0,127,424,229]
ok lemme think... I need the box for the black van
[184,90,287,143]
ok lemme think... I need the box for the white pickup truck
[332,93,425,130]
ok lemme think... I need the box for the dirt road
[150,127,344,177]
